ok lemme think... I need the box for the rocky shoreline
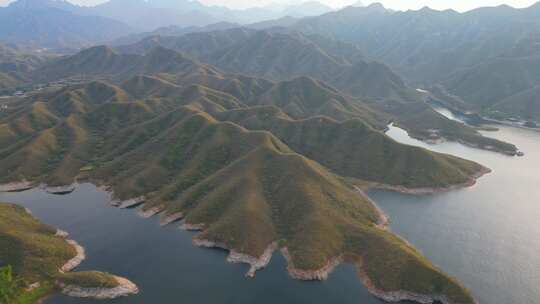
[160,212,185,226]
[45,184,76,195]
[55,229,86,272]
[111,196,146,209]
[355,258,478,304]
[138,206,163,218]
[192,238,278,277]
[7,181,477,304]
[369,166,492,195]
[60,239,86,273]
[54,229,139,300]
[180,222,206,231]
[0,181,33,192]
[60,276,139,300]
[281,248,343,281]
[354,186,389,229]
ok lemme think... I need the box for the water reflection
[374,124,540,304]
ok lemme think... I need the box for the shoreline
[111,196,146,209]
[354,186,389,229]
[191,237,278,278]
[6,181,478,304]
[160,212,185,226]
[59,275,139,300]
[353,184,478,304]
[364,166,492,195]
[53,229,138,300]
[355,257,476,304]
[45,184,76,195]
[60,239,86,273]
[416,133,518,156]
[0,180,34,192]
[393,122,519,156]
[281,248,343,281]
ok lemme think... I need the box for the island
[0,203,138,303]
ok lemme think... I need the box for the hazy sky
[0,0,537,11]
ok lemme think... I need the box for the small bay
[372,123,540,304]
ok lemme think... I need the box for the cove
[0,184,385,304]
[372,123,540,304]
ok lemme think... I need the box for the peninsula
[0,46,488,304]
[0,203,138,303]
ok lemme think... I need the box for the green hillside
[0,76,485,302]
[286,3,540,124]
[114,30,518,153]
[216,106,485,188]
[0,105,477,303]
[493,86,540,122]
[0,203,125,303]
[0,75,486,189]
[0,57,490,303]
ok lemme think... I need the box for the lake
[372,123,540,304]
[1,121,539,304]
[0,184,382,304]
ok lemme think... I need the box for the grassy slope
[0,80,482,303]
[493,85,540,122]
[92,110,474,303]
[250,76,388,128]
[115,30,516,152]
[0,203,122,303]
[445,56,540,111]
[216,106,485,188]
[0,203,75,284]
[372,100,518,154]
[57,272,118,289]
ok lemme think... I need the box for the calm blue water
[373,124,540,304]
[2,123,539,304]
[0,184,383,304]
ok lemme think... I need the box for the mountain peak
[366,2,386,10]
[81,45,117,57]
[146,45,181,57]
[8,0,76,10]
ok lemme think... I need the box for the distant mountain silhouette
[0,0,132,49]
[274,2,540,123]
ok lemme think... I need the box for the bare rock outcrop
[0,181,33,192]
[45,184,76,195]
[60,240,86,273]
[160,212,184,226]
[281,248,342,281]
[60,276,139,299]
[138,206,163,218]
[111,196,145,209]
[193,239,278,277]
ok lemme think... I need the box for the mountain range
[0,0,335,49]
[2,2,533,303]
[0,41,487,303]
[277,2,540,123]
[114,28,517,154]
[0,0,133,49]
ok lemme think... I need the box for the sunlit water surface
[373,123,540,304]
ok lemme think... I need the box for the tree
[0,265,20,304]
